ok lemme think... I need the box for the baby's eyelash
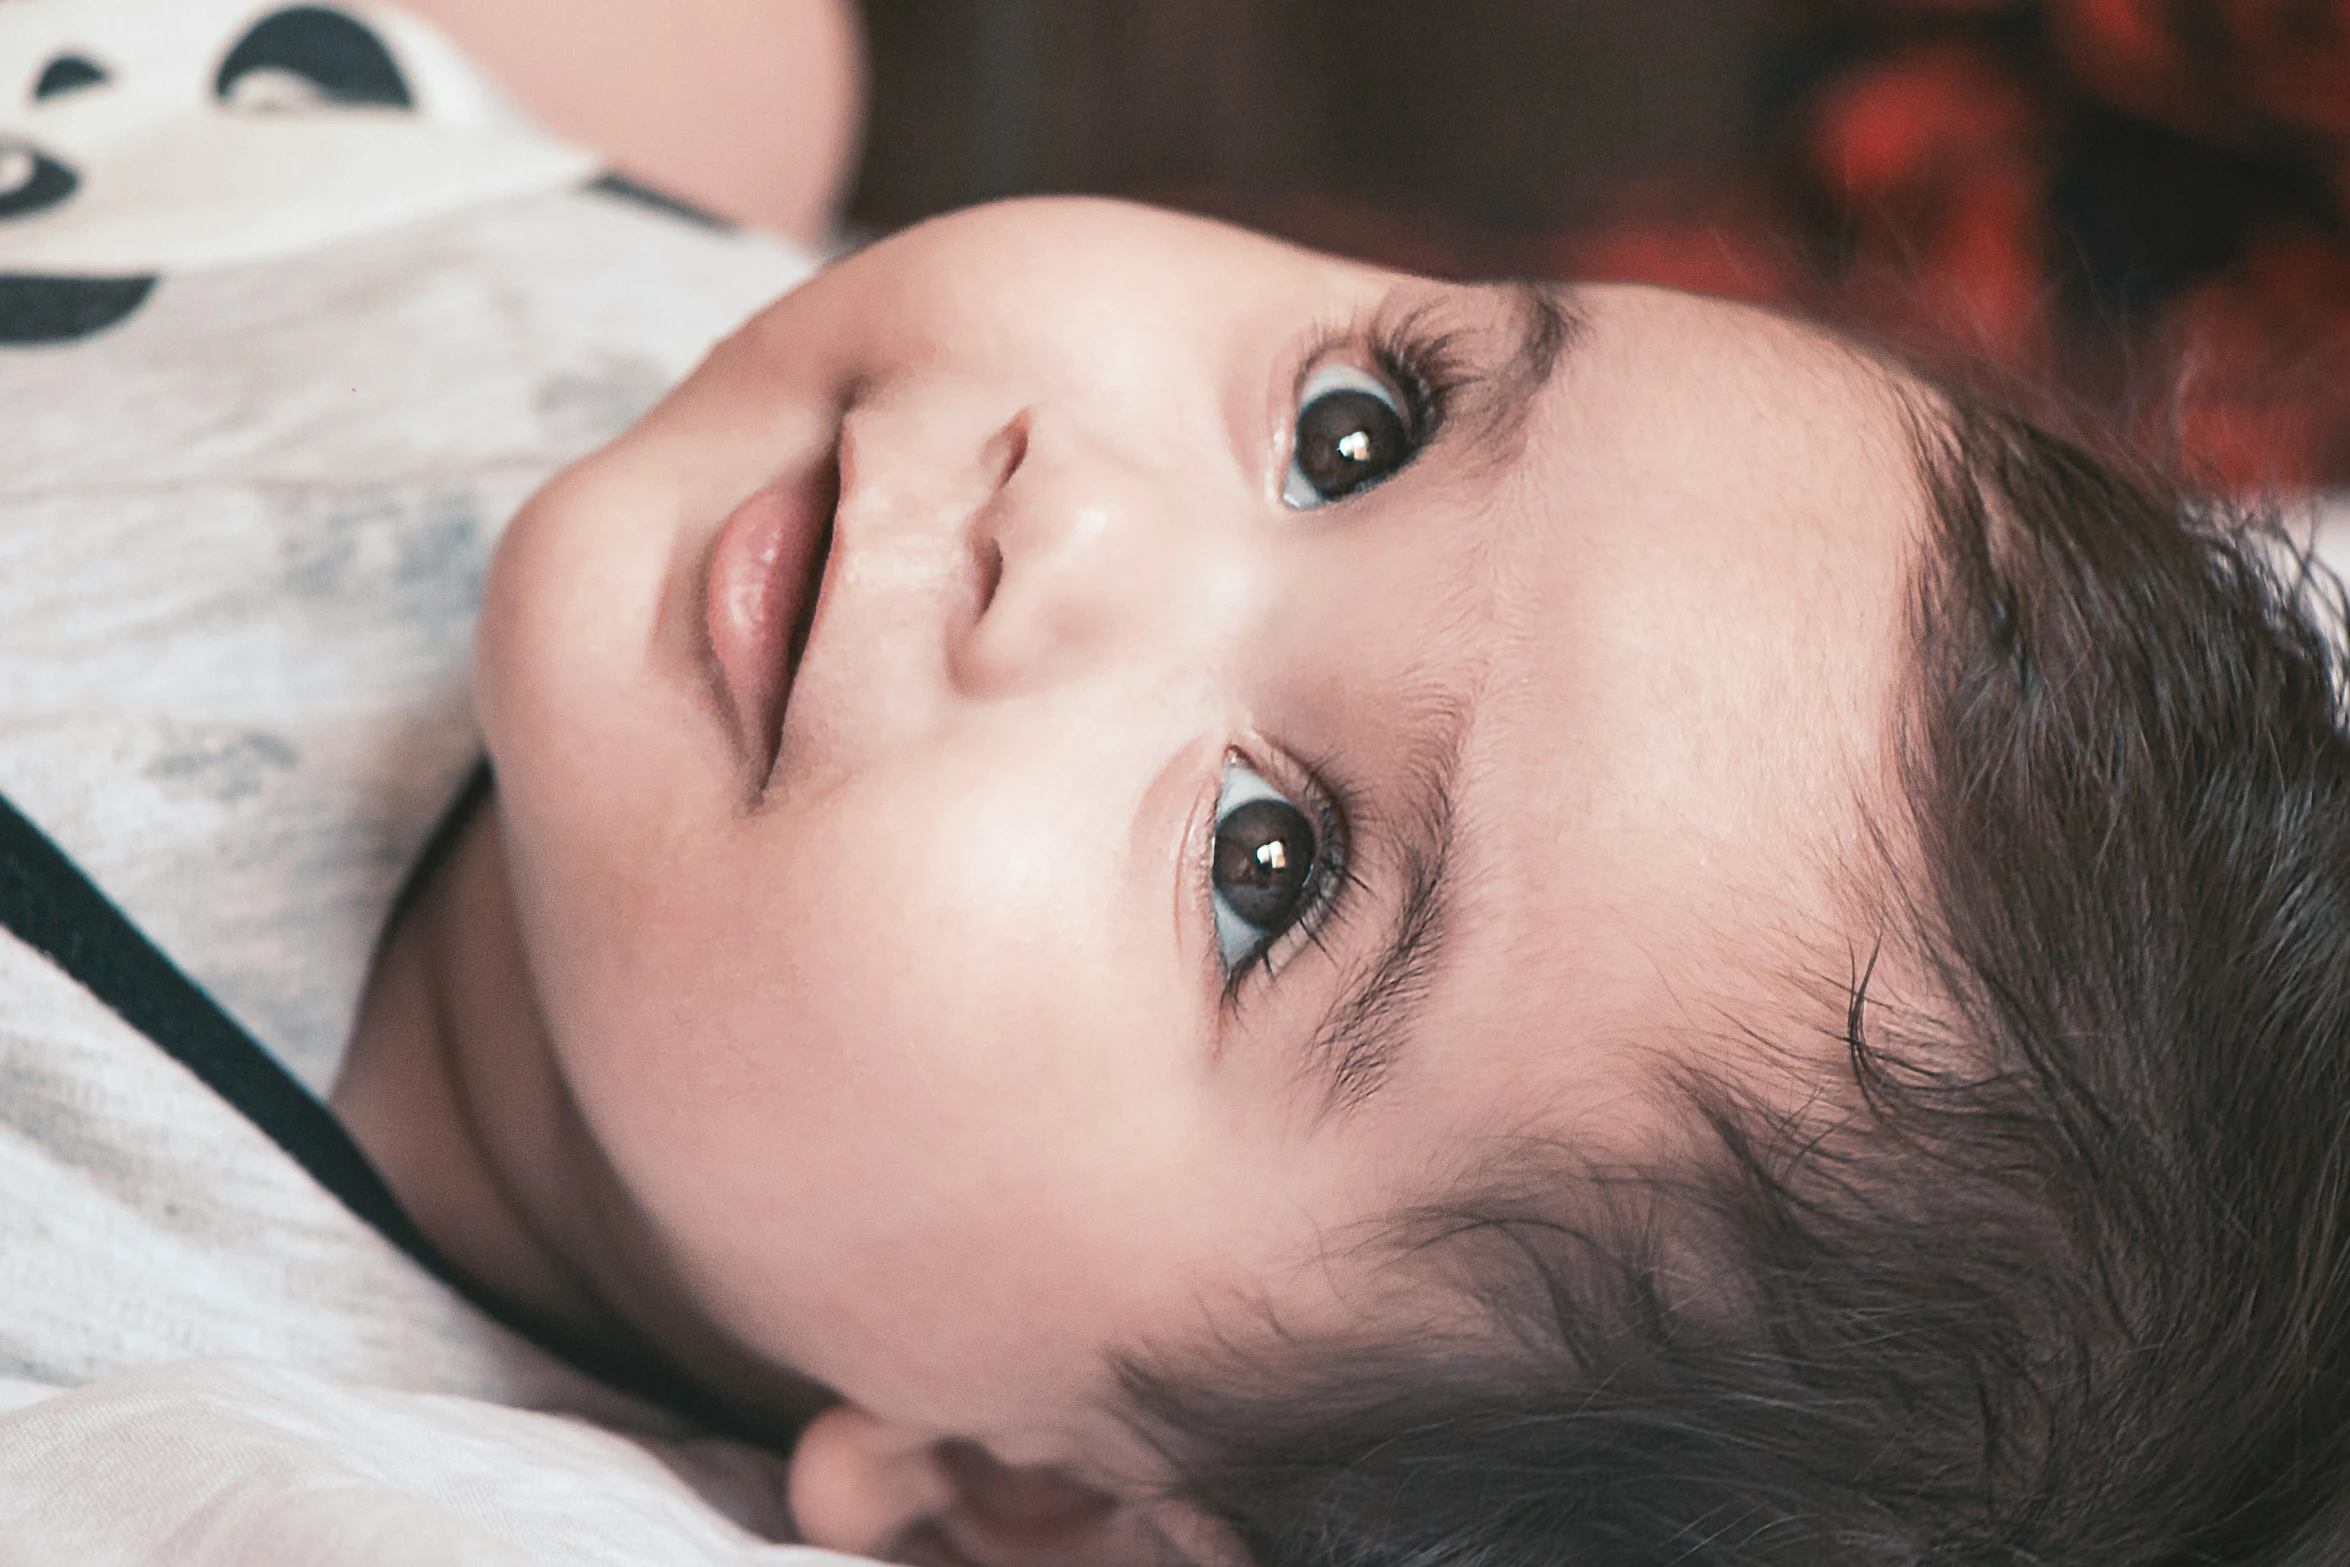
[1218,298,1458,1011]
[1365,304,1471,447]
[1219,762,1362,1010]
[1293,296,1472,452]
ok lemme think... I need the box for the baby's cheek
[558,734,1225,1386]
[778,756,1152,1094]
[782,761,1203,1158]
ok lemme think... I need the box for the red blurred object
[2223,0,2350,139]
[1807,41,2044,198]
[2051,0,2350,143]
[1776,14,2350,485]
[2047,0,2222,135]
[1804,42,2054,367]
[2157,226,2350,489]
[1201,0,2350,491]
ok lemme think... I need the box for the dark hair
[1122,394,2350,1565]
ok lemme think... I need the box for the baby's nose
[949,401,1227,699]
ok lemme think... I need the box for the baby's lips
[704,452,839,775]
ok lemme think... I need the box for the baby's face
[476,199,1926,1480]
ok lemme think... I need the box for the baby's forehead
[1402,285,1929,1148]
[1478,282,1930,780]
[1530,283,1930,541]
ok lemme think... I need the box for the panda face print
[214,6,415,110]
[0,142,75,218]
[0,0,593,344]
[33,54,107,101]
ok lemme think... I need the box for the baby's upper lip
[702,443,839,783]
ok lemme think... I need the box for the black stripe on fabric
[0,789,436,1256]
[383,756,493,948]
[586,171,736,231]
[0,786,745,1433]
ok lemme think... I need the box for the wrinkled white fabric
[0,1359,850,1567]
[0,920,684,1423]
[0,0,837,1554]
[0,0,600,275]
[0,179,806,1095]
[0,129,809,1422]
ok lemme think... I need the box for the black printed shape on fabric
[32,54,108,100]
[0,143,76,220]
[215,6,413,109]
[0,275,157,344]
[587,172,736,232]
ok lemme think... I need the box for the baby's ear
[788,1403,1175,1567]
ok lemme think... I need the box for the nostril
[988,410,1032,487]
[966,410,1028,619]
[971,534,1005,617]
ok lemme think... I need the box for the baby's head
[472,198,2350,1564]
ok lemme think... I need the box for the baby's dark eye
[1212,763,1319,971]
[1282,365,1416,509]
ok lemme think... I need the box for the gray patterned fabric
[1,187,802,1093]
[0,0,810,1448]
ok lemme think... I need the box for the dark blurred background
[846,0,2350,490]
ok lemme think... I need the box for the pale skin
[330,191,1934,1566]
[390,0,864,244]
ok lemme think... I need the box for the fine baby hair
[1113,392,2350,1567]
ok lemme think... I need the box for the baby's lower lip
[703,455,837,777]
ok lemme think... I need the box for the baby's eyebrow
[1307,711,1464,1115]
[1460,280,1582,467]
[1301,285,1577,1113]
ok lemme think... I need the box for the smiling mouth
[703,448,840,781]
